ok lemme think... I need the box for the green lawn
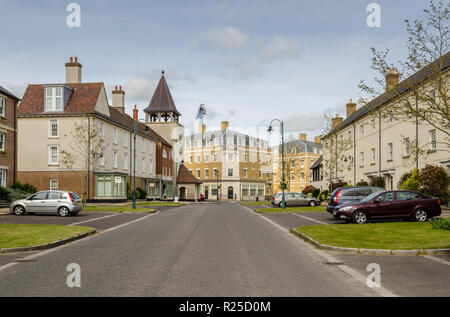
[83,206,157,213]
[295,222,450,250]
[127,202,186,207]
[240,201,272,206]
[255,206,327,213]
[0,224,94,249]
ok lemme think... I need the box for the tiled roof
[310,155,322,169]
[327,52,450,136]
[0,84,21,100]
[144,72,181,116]
[177,164,202,184]
[280,139,322,153]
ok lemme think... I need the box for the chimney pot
[314,136,321,144]
[70,57,73,63]
[65,57,82,83]
[221,121,229,132]
[75,57,78,63]
[331,115,343,130]
[299,133,307,141]
[346,99,357,118]
[385,68,400,91]
[112,85,125,112]
[133,105,138,120]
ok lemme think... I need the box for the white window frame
[49,119,58,137]
[142,138,146,152]
[0,169,6,187]
[113,150,118,168]
[124,131,128,147]
[142,157,145,173]
[360,151,364,166]
[429,130,437,150]
[45,87,63,112]
[388,143,393,160]
[124,152,128,170]
[404,138,410,156]
[49,178,58,190]
[163,149,168,159]
[371,148,376,164]
[0,132,5,151]
[113,127,118,144]
[48,145,59,165]
[205,168,209,178]
[100,122,105,137]
[244,168,248,178]
[99,147,105,166]
[0,97,5,117]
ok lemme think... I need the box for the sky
[0,0,434,142]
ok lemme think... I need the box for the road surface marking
[69,213,120,226]
[0,212,158,273]
[422,255,450,267]
[292,213,329,225]
[240,204,397,297]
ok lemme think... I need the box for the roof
[177,164,202,184]
[144,72,181,116]
[185,129,269,145]
[327,51,450,136]
[310,155,323,169]
[279,139,322,153]
[18,82,172,147]
[0,85,21,100]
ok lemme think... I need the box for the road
[0,202,383,297]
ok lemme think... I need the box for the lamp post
[268,119,286,209]
[132,118,149,210]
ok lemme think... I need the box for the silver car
[272,192,320,207]
[10,191,83,217]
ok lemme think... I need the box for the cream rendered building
[321,54,450,191]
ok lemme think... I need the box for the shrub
[430,218,450,230]
[397,171,412,189]
[0,186,32,202]
[0,186,9,200]
[356,181,368,186]
[369,176,386,188]
[136,187,147,200]
[318,190,329,202]
[311,188,320,198]
[417,164,450,203]
[302,185,316,195]
[400,168,419,191]
[12,181,37,194]
[330,181,348,191]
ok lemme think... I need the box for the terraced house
[17,57,174,202]
[0,85,20,187]
[184,121,272,200]
[321,52,450,191]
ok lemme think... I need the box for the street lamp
[268,119,286,209]
[132,118,149,210]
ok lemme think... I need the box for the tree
[60,114,105,204]
[369,176,386,188]
[356,181,369,186]
[302,185,317,195]
[359,0,450,164]
[400,168,419,191]
[417,164,450,202]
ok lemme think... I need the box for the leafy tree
[311,188,321,198]
[356,181,369,186]
[302,185,317,195]
[400,168,419,191]
[369,176,386,188]
[417,164,450,202]
[330,180,348,192]
[397,171,413,189]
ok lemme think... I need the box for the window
[100,147,105,166]
[48,145,59,165]
[371,119,376,130]
[371,148,376,164]
[142,157,145,172]
[50,179,58,190]
[205,154,209,163]
[148,141,152,154]
[113,127,118,144]
[227,153,233,162]
[213,153,217,162]
[259,170,262,179]
[360,125,364,136]
[124,132,128,147]
[49,119,58,137]
[189,155,193,163]
[291,173,295,181]
[388,112,393,123]
[291,160,295,168]
[113,150,118,168]
[196,155,201,163]
[0,132,5,151]
[124,153,128,170]
[360,151,364,166]
[244,154,248,162]
[228,169,233,177]
[196,169,200,178]
[300,172,305,181]
[100,122,104,137]
[388,143,393,160]
[0,97,4,116]
[163,149,168,159]
[0,169,6,187]
[149,159,153,173]
[404,138,410,156]
[378,192,394,202]
[243,168,248,178]
[45,87,63,112]
[205,169,209,178]
[142,138,145,152]
[429,130,436,150]
[213,168,218,178]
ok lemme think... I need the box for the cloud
[207,27,248,49]
[225,61,264,80]
[259,34,301,62]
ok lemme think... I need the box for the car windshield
[360,191,382,202]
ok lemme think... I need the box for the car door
[297,193,310,206]
[369,191,396,218]
[26,192,49,212]
[284,193,295,206]
[394,191,420,216]
[46,191,63,213]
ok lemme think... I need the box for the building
[310,155,324,191]
[183,121,272,200]
[177,163,202,201]
[272,134,322,194]
[17,57,173,202]
[0,85,20,187]
[321,53,450,191]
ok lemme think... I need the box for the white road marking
[292,213,329,225]
[240,205,397,297]
[0,212,158,273]
[422,255,450,267]
[69,213,120,226]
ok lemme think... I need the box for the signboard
[115,176,122,183]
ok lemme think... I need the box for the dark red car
[334,190,441,224]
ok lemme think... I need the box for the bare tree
[60,114,105,203]
[358,0,449,163]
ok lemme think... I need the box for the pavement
[0,202,448,296]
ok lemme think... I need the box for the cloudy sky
[0,0,431,142]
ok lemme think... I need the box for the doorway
[179,187,186,201]
[228,186,234,199]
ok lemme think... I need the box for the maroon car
[334,190,441,224]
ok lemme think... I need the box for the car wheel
[414,208,428,222]
[333,214,340,219]
[58,206,70,217]
[278,202,287,208]
[13,205,25,216]
[352,210,368,224]
[309,201,316,207]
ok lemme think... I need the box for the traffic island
[291,221,450,255]
[0,223,96,253]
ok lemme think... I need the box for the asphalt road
[0,202,381,297]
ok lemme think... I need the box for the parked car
[327,186,384,218]
[333,190,441,224]
[10,190,83,217]
[272,192,320,207]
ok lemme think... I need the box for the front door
[179,187,186,201]
[205,186,209,200]
[228,187,234,199]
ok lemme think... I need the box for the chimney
[65,56,82,83]
[133,105,138,121]
[331,114,343,130]
[112,85,125,113]
[314,136,321,144]
[385,68,399,91]
[221,121,229,132]
[199,124,206,134]
[346,98,357,118]
[299,133,307,141]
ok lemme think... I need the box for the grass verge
[295,222,450,250]
[0,223,94,249]
[83,206,156,213]
[240,201,272,206]
[255,206,326,213]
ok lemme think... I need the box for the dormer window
[45,87,63,112]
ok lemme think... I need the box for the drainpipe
[353,123,356,185]
[415,96,419,171]
[87,115,91,203]
[378,110,382,174]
